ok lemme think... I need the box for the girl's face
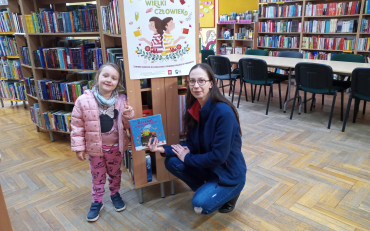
[97,66,119,96]
[189,67,213,103]
[166,20,175,31]
[149,21,156,33]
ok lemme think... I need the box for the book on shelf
[100,0,121,34]
[129,114,166,151]
[0,79,26,100]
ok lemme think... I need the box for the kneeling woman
[148,63,247,214]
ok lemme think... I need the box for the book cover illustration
[129,114,166,151]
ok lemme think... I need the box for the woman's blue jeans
[165,156,245,214]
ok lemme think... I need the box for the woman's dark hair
[149,16,164,38]
[183,63,242,135]
[162,17,173,31]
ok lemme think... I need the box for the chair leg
[266,84,273,115]
[228,79,232,96]
[231,79,236,103]
[340,90,344,121]
[244,81,248,102]
[252,84,256,102]
[310,93,315,111]
[342,95,353,132]
[363,101,367,115]
[353,98,360,123]
[237,81,243,108]
[257,85,262,101]
[278,82,282,109]
[328,93,337,129]
[221,80,225,95]
[290,88,299,120]
[322,94,324,105]
[304,91,307,113]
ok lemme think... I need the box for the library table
[221,54,370,111]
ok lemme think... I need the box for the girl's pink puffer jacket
[70,90,134,156]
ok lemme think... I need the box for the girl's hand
[123,98,134,117]
[148,137,165,153]
[171,144,189,162]
[76,151,86,161]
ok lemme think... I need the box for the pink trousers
[89,145,122,202]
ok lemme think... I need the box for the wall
[219,0,258,16]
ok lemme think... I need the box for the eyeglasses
[188,79,210,86]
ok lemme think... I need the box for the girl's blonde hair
[94,62,125,92]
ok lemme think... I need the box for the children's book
[129,114,166,151]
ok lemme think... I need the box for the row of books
[301,37,355,51]
[303,19,357,33]
[0,59,23,79]
[259,0,297,2]
[305,1,360,17]
[32,46,103,70]
[0,79,26,100]
[259,4,302,18]
[0,8,14,32]
[357,38,370,51]
[0,36,18,56]
[360,19,370,33]
[123,150,153,184]
[30,103,42,127]
[302,51,337,60]
[21,46,31,66]
[365,0,370,14]
[235,28,254,40]
[258,35,299,48]
[24,7,99,34]
[37,78,94,102]
[100,0,120,35]
[24,77,36,97]
[11,12,23,33]
[43,110,72,132]
[259,20,301,33]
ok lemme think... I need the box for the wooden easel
[118,1,200,202]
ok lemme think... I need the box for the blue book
[129,114,166,151]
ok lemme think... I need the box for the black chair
[271,51,303,107]
[331,53,366,118]
[207,55,239,102]
[342,68,370,132]
[245,49,269,56]
[290,63,342,129]
[237,58,282,115]
[201,49,215,64]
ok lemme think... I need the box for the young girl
[139,17,164,53]
[71,63,134,222]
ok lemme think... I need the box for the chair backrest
[331,53,365,63]
[245,49,269,56]
[201,49,215,63]
[278,51,303,59]
[351,68,370,99]
[295,63,334,91]
[238,58,268,82]
[207,55,231,76]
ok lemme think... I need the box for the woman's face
[149,21,156,33]
[189,67,213,103]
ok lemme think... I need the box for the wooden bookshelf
[215,22,258,55]
[257,0,370,59]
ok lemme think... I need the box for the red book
[71,83,77,102]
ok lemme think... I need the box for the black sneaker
[86,201,104,222]
[218,194,240,213]
[111,192,126,212]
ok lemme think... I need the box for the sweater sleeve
[70,98,86,152]
[183,109,236,168]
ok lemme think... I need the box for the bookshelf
[216,22,258,55]
[0,1,27,108]
[257,0,370,60]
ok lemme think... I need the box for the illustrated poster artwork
[123,0,196,79]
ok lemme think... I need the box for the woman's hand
[171,144,189,162]
[76,151,86,161]
[148,137,165,153]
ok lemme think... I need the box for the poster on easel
[123,0,196,79]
